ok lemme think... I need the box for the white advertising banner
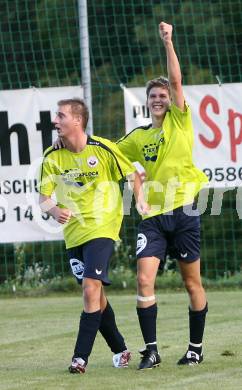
[0,86,83,243]
[123,83,242,188]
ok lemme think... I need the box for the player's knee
[137,272,153,290]
[184,278,203,296]
[83,279,101,303]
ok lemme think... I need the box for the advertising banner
[0,86,83,243]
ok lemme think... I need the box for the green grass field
[0,291,242,390]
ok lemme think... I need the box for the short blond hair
[146,76,170,98]
[57,98,89,129]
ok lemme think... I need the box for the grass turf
[0,291,242,390]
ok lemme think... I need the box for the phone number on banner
[203,167,242,184]
[0,205,50,223]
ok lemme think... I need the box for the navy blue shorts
[136,204,200,265]
[67,238,114,286]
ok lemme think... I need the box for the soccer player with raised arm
[117,22,208,369]
[39,98,149,374]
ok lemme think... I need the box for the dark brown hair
[57,98,89,129]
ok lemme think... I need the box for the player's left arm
[159,21,185,111]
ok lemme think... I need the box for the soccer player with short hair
[117,22,208,369]
[39,98,149,374]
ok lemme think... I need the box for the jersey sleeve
[170,102,193,132]
[105,140,136,181]
[38,155,57,196]
[116,132,138,162]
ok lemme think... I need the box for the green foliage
[1,0,241,92]
[111,240,134,270]
[1,267,242,297]
[89,0,242,138]
[0,241,67,286]
[17,262,51,288]
[200,189,242,279]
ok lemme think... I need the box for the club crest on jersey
[87,156,98,168]
[142,137,164,162]
[136,233,147,255]
[142,143,158,162]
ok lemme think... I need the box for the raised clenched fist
[159,22,173,44]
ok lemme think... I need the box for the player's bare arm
[128,172,150,215]
[159,21,184,110]
[39,194,72,224]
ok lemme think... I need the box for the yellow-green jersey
[39,135,135,249]
[117,102,208,219]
